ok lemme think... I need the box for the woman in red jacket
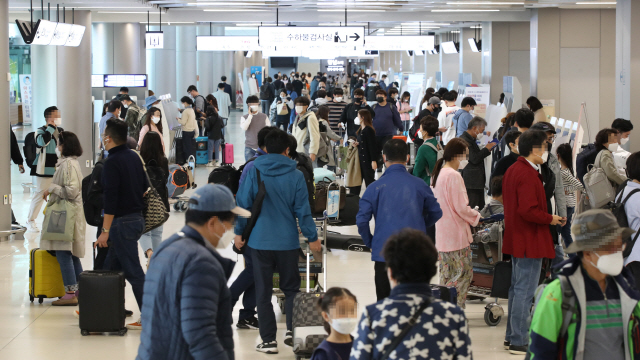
[502,130,566,355]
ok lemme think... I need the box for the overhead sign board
[145,31,164,49]
[91,74,147,88]
[197,36,261,51]
[259,26,365,52]
[364,35,434,51]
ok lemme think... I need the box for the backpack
[423,142,444,176]
[530,275,576,349]
[207,158,256,195]
[82,160,105,227]
[296,155,316,211]
[583,151,616,209]
[259,84,271,100]
[614,184,640,258]
[23,132,37,169]
[576,144,599,185]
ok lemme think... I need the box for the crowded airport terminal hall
[0,0,639,358]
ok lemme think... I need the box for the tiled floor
[0,112,519,359]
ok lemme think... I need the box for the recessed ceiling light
[432,9,500,12]
[446,1,524,4]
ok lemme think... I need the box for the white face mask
[476,132,484,141]
[123,103,129,109]
[295,105,304,114]
[55,146,62,158]
[335,97,343,102]
[151,116,160,124]
[590,251,624,276]
[250,105,260,113]
[53,118,62,127]
[331,317,358,335]
[458,159,469,170]
[621,137,629,145]
[608,143,619,152]
[418,130,424,139]
[540,151,549,163]
[213,227,235,250]
[354,117,361,126]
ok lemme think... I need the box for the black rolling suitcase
[78,270,127,336]
[326,231,370,253]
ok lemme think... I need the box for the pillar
[616,0,640,152]
[481,22,492,85]
[210,27,225,97]
[146,26,176,99]
[225,51,237,108]
[197,25,214,95]
[31,11,58,129]
[92,23,146,75]
[176,26,197,101]
[56,10,93,177]
[0,0,11,232]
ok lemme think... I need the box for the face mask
[123,103,129,109]
[458,159,469,170]
[295,106,304,114]
[55,147,62,158]
[418,130,424,139]
[331,317,358,335]
[335,97,343,102]
[53,118,62,127]
[538,151,549,163]
[354,98,363,104]
[213,225,235,250]
[621,137,629,145]
[354,117,361,126]
[476,133,484,141]
[590,251,624,276]
[608,143,619,152]
[515,145,519,154]
[152,116,160,124]
[376,97,384,103]
[250,105,260,112]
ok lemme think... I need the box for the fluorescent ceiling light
[98,11,151,14]
[316,1,397,5]
[188,2,278,5]
[203,9,268,11]
[235,23,277,26]
[317,9,384,11]
[401,22,450,26]
[446,1,523,4]
[432,9,500,11]
[575,2,616,4]
[140,22,195,24]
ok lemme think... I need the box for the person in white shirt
[612,118,634,176]
[241,95,271,161]
[437,90,459,145]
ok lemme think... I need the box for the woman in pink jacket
[431,138,481,308]
[138,107,165,151]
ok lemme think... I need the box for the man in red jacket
[502,130,566,355]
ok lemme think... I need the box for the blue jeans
[229,246,257,321]
[560,206,576,258]
[55,251,83,292]
[245,147,256,162]
[208,139,222,162]
[505,257,543,346]
[138,225,163,254]
[261,100,272,115]
[104,213,146,311]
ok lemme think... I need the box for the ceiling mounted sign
[197,36,261,51]
[364,35,434,51]
[259,26,365,52]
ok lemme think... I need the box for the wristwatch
[102,227,110,233]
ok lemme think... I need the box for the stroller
[167,155,197,211]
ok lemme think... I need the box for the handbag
[314,178,346,214]
[136,153,170,233]
[234,169,267,254]
[277,102,289,115]
[36,146,47,176]
[41,162,78,242]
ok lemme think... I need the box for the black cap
[120,94,132,102]
[530,122,556,134]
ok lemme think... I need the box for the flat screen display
[270,57,296,68]
[91,75,104,88]
[441,41,459,54]
[104,74,147,88]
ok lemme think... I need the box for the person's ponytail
[431,158,445,187]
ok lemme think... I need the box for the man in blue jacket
[234,129,322,354]
[137,184,250,360]
[356,139,443,301]
[453,96,477,137]
[372,89,403,169]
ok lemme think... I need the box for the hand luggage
[583,151,616,209]
[222,143,234,165]
[430,284,457,304]
[314,180,346,215]
[208,165,240,194]
[326,231,370,252]
[29,248,65,303]
[313,168,336,184]
[195,136,209,165]
[490,261,512,299]
[173,128,186,165]
[392,135,407,142]
[167,164,189,198]
[78,270,127,336]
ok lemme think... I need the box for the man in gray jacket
[459,117,497,209]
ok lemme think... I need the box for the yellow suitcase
[29,248,65,303]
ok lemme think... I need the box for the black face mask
[354,97,363,104]
[547,142,553,152]
[376,97,385,103]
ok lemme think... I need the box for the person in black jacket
[339,89,375,138]
[204,105,224,167]
[491,130,522,182]
[459,117,497,209]
[292,74,304,98]
[356,108,379,190]
[139,131,169,264]
[10,127,23,225]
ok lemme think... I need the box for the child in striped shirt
[557,143,584,252]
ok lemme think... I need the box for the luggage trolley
[273,216,327,314]
[467,217,507,326]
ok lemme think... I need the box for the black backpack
[82,160,105,227]
[23,132,37,169]
[296,156,315,211]
[576,144,599,185]
[259,84,271,100]
[615,184,640,258]
[207,158,256,195]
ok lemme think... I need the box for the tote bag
[277,103,289,115]
[41,163,77,242]
[136,153,170,233]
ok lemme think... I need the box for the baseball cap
[565,209,635,253]
[188,184,251,217]
[428,97,441,105]
[530,122,556,134]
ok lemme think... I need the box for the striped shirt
[583,269,624,360]
[561,168,584,208]
[326,100,347,133]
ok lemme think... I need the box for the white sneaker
[27,221,39,232]
[206,161,215,167]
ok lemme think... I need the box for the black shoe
[125,310,134,317]
[256,341,278,354]
[237,317,259,330]
[284,330,293,347]
[508,345,527,355]
[503,341,510,350]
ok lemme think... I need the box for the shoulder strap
[379,298,432,360]
[620,188,640,205]
[559,275,577,336]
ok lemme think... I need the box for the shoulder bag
[234,169,267,254]
[379,297,432,360]
[41,161,79,242]
[137,153,170,233]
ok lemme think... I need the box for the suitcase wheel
[38,297,43,304]
[484,304,503,326]
[29,295,34,303]
[118,328,128,336]
[81,329,89,336]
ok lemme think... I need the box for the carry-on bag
[195,136,209,165]
[78,270,127,336]
[430,284,457,304]
[222,143,234,165]
[29,248,65,303]
[583,151,616,209]
[490,261,512,299]
[167,164,189,197]
[326,231,370,252]
[172,128,186,165]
